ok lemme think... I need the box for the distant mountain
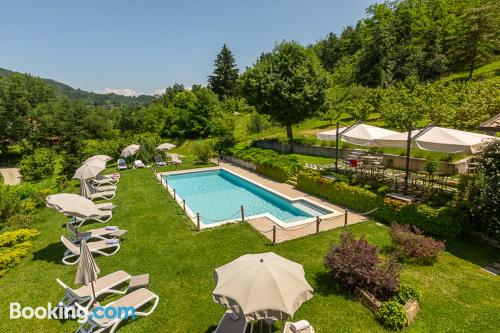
[0,67,155,106]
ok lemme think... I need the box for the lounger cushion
[73,270,130,298]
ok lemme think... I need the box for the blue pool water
[163,169,331,225]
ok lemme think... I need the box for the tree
[208,44,239,98]
[450,2,499,80]
[240,41,328,143]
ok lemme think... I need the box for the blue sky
[1,0,375,95]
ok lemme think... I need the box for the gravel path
[0,168,21,185]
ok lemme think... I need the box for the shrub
[192,139,214,163]
[0,185,23,222]
[246,111,271,134]
[472,140,500,240]
[0,242,33,276]
[324,232,400,300]
[2,214,34,231]
[424,158,439,175]
[393,283,422,305]
[19,148,59,181]
[390,223,446,261]
[0,229,40,248]
[375,301,407,331]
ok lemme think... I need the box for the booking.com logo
[10,302,135,323]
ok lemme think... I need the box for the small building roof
[479,113,500,132]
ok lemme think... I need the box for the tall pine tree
[208,44,239,98]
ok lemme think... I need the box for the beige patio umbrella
[156,143,176,151]
[213,252,314,321]
[84,155,112,164]
[121,144,140,158]
[46,193,102,219]
[73,159,106,180]
[75,239,100,307]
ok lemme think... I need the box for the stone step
[286,180,298,186]
[493,262,500,269]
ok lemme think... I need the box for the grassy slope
[0,167,498,332]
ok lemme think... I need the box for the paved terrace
[217,160,367,243]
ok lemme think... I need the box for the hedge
[228,144,301,182]
[297,171,468,238]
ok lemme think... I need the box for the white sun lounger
[170,154,182,165]
[90,182,117,193]
[134,160,145,168]
[71,209,112,227]
[67,223,125,241]
[61,235,120,265]
[89,190,116,201]
[213,310,248,333]
[94,202,117,211]
[56,270,131,309]
[283,321,315,333]
[92,177,119,187]
[76,288,159,333]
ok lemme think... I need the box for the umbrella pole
[89,281,96,309]
[335,122,339,173]
[404,128,412,195]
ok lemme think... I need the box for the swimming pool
[160,168,336,229]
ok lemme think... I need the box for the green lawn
[0,167,498,332]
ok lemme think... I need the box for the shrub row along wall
[296,171,469,237]
[226,144,301,183]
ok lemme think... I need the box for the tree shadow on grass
[313,271,355,300]
[32,242,65,264]
[444,237,500,267]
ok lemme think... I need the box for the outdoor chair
[155,155,166,166]
[75,288,159,333]
[56,270,131,309]
[117,159,127,170]
[60,235,121,265]
[213,310,248,333]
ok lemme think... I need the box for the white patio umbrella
[73,160,106,180]
[46,193,102,219]
[121,144,140,158]
[156,143,176,151]
[75,239,100,308]
[212,252,314,322]
[375,127,496,154]
[317,123,399,147]
[317,123,400,172]
[84,155,112,164]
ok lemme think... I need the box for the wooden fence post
[316,216,320,235]
[344,209,348,228]
[240,205,244,222]
[272,225,277,245]
[173,188,176,201]
[183,200,186,212]
[197,213,200,231]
